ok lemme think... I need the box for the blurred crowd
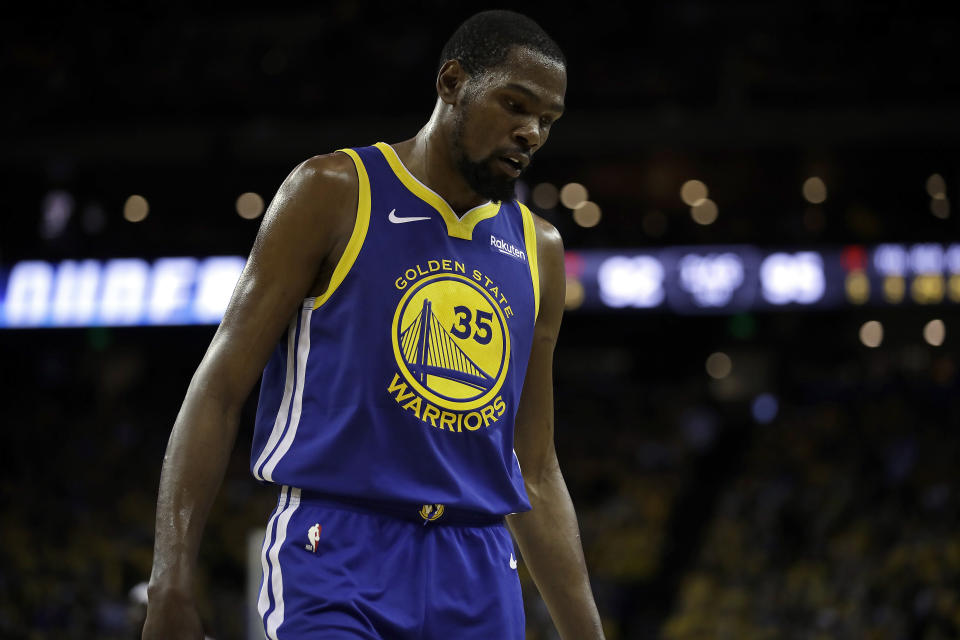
[661,351,960,640]
[1,310,957,639]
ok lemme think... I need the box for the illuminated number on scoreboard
[597,256,665,308]
[874,244,908,276]
[909,244,943,274]
[678,253,745,307]
[945,245,960,274]
[760,253,825,305]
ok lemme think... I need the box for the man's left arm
[506,217,605,639]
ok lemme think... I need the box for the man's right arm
[142,152,359,639]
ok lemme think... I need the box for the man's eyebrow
[504,83,565,114]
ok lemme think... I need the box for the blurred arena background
[2,2,960,638]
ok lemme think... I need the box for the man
[143,10,604,640]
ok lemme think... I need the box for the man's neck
[391,118,487,216]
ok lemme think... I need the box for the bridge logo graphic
[391,273,510,411]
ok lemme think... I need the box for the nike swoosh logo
[388,208,431,224]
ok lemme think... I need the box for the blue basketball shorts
[257,486,525,639]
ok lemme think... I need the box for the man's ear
[437,59,469,106]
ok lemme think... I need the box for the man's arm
[506,217,605,639]
[141,153,358,639]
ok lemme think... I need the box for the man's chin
[476,176,519,203]
[486,187,518,203]
[457,157,519,202]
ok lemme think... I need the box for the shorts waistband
[290,488,506,527]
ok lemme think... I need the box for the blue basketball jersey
[250,142,541,517]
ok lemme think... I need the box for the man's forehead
[502,82,565,114]
[482,47,567,110]
[505,45,565,72]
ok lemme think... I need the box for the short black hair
[438,10,565,76]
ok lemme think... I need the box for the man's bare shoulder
[285,151,359,203]
[256,151,360,242]
[531,212,564,258]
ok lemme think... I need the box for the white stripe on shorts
[265,486,301,639]
[257,486,289,621]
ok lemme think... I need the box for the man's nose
[512,118,541,151]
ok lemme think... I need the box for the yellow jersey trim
[519,203,540,320]
[374,142,501,240]
[313,148,371,310]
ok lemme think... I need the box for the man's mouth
[499,158,523,178]
[498,157,523,177]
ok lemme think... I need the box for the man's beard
[452,112,519,203]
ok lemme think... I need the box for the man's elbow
[522,453,563,502]
[183,359,250,422]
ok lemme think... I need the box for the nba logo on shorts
[305,523,321,553]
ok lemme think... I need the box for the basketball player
[143,10,604,639]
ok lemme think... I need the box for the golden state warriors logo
[419,503,445,522]
[387,260,514,433]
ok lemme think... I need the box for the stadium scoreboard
[1,244,958,327]
[579,243,960,313]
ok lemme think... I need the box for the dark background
[2,2,959,638]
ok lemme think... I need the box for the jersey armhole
[518,202,540,321]
[312,148,372,310]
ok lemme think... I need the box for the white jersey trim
[253,314,299,481]
[261,305,314,481]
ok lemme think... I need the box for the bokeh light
[751,393,779,424]
[40,190,74,239]
[691,198,718,225]
[565,277,585,310]
[926,173,946,199]
[236,192,265,219]
[930,197,950,219]
[859,320,883,348]
[572,201,602,227]
[680,180,708,206]
[845,271,870,304]
[802,177,827,204]
[705,352,732,379]
[123,195,149,222]
[532,183,559,210]
[923,319,945,346]
[559,182,588,209]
